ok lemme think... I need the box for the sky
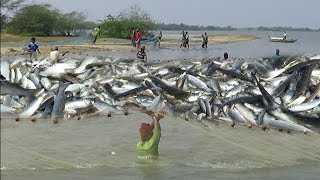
[30,0,320,29]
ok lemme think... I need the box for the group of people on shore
[25,27,283,68]
[180,31,208,49]
[23,29,208,63]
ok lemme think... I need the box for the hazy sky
[31,0,319,28]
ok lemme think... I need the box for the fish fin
[257,109,266,125]
[0,74,6,80]
[62,82,71,88]
[250,71,278,109]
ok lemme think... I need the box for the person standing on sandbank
[202,32,208,49]
[91,26,101,44]
[135,29,142,49]
[27,37,41,62]
[131,27,136,47]
[180,31,186,48]
[185,31,190,49]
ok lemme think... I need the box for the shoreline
[1,34,258,55]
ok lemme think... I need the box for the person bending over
[137,46,147,62]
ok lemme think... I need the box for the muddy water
[2,114,320,179]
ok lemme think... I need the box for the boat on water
[268,36,297,43]
[310,54,320,60]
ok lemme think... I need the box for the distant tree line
[157,23,320,32]
[156,23,237,31]
[1,0,97,36]
[254,26,319,32]
[99,5,156,39]
[1,0,319,38]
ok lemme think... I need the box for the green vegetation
[1,0,25,30]
[1,0,97,36]
[157,23,237,31]
[7,4,58,36]
[1,0,319,38]
[255,26,318,32]
[99,5,156,39]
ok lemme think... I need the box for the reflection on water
[1,114,320,179]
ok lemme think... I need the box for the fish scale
[0,53,319,133]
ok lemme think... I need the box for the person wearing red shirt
[135,29,142,49]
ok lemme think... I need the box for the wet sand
[1,34,258,55]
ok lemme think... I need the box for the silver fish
[288,99,320,112]
[51,82,70,122]
[19,93,48,118]
[1,60,10,80]
[186,74,212,92]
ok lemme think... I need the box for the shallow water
[2,114,320,179]
[2,30,320,61]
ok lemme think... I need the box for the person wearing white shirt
[283,31,287,40]
[50,46,59,63]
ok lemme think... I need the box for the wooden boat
[310,54,320,60]
[268,36,297,43]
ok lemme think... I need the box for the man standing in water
[223,52,229,60]
[272,49,281,62]
[137,112,164,159]
[158,31,162,48]
[202,32,208,49]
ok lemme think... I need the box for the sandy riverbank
[1,33,258,55]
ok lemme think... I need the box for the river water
[78,30,320,60]
[159,30,320,58]
[1,30,320,62]
[1,30,320,179]
[85,30,320,60]
[2,114,320,180]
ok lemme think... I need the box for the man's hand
[145,110,154,116]
[143,109,167,120]
[154,113,164,121]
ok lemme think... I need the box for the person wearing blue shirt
[27,37,40,61]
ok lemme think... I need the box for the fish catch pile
[1,53,320,133]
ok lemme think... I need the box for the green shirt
[136,127,161,159]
